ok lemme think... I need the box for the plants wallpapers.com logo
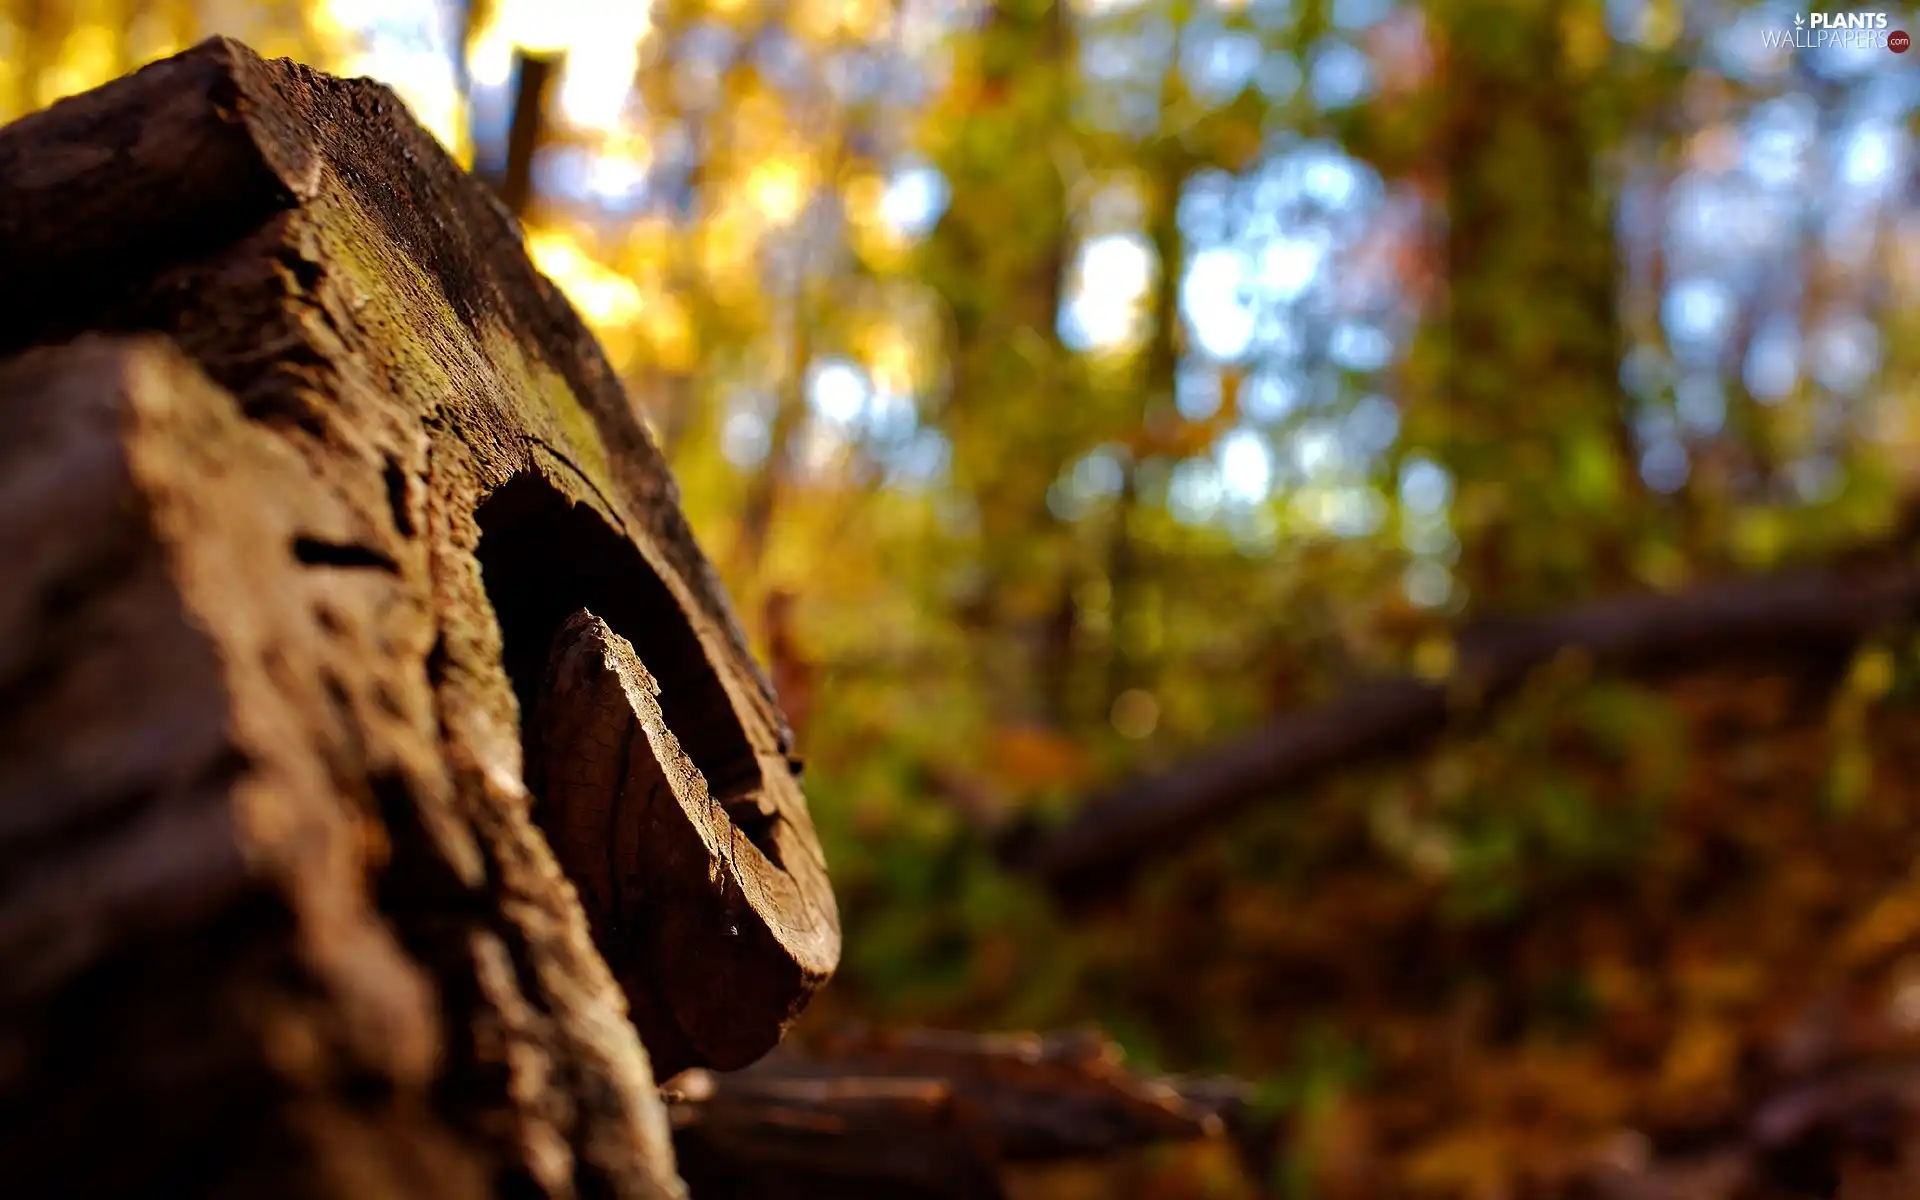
[1763,11,1912,52]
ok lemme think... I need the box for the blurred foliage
[7,0,1920,1193]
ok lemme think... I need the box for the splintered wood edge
[534,610,837,1075]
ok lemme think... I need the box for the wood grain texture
[0,337,487,1198]
[0,36,837,1198]
[531,611,839,1080]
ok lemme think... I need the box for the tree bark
[0,38,837,1198]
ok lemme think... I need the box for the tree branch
[668,1027,1249,1198]
[497,49,558,218]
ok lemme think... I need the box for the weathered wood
[0,37,837,1198]
[0,337,515,1197]
[532,610,832,1078]
[1015,559,1920,897]
[666,1027,1247,1198]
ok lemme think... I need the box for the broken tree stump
[0,38,838,1199]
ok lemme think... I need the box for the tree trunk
[0,38,838,1199]
[1402,0,1642,604]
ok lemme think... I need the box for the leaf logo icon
[1794,12,1804,23]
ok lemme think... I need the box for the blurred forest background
[5,0,1920,1194]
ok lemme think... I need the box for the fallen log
[666,1027,1251,1198]
[1015,559,1920,897]
[1575,1058,1920,1199]
[0,38,837,1198]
